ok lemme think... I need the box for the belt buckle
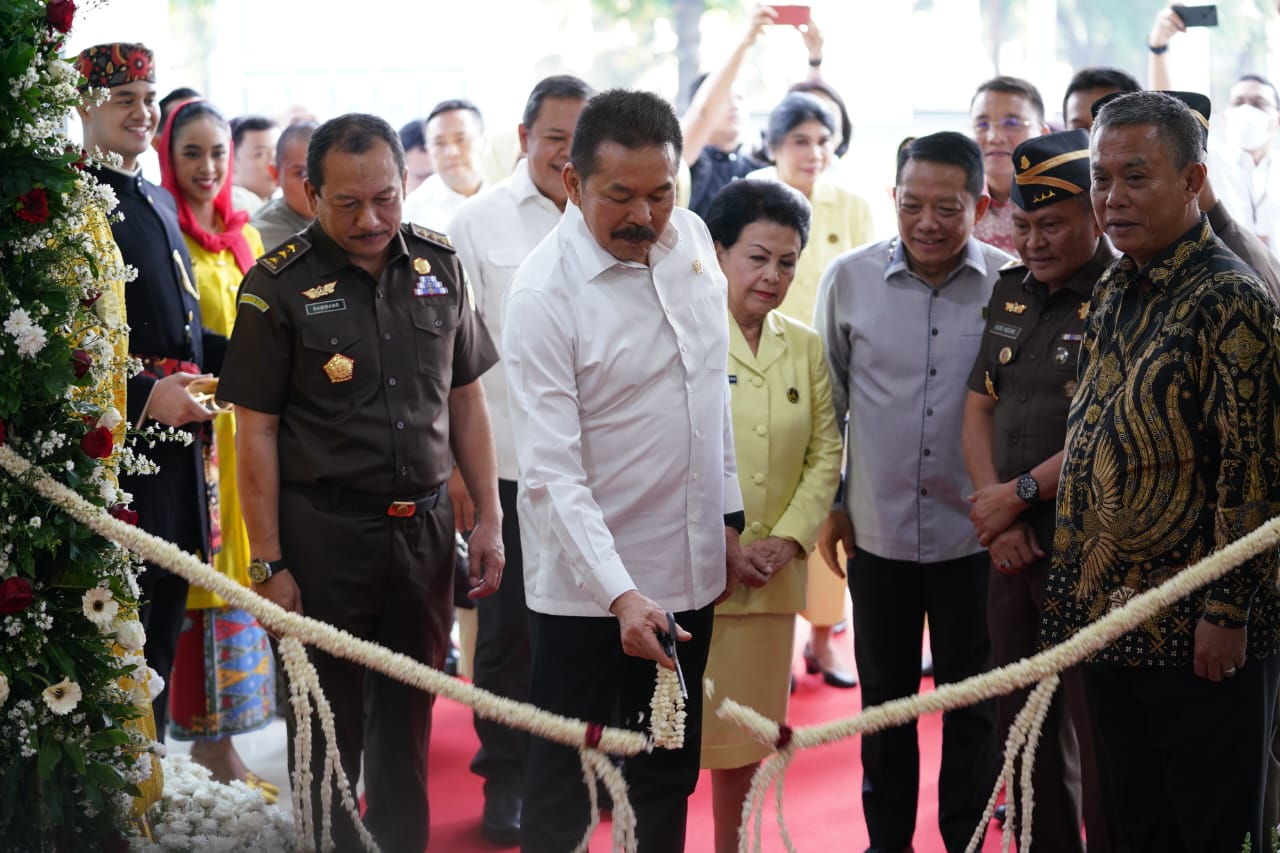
[387,500,416,518]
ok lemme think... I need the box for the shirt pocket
[410,298,460,379]
[689,292,729,370]
[1051,333,1083,373]
[298,323,375,401]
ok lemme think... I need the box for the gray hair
[1092,91,1205,171]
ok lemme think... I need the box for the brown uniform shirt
[218,220,498,496]
[966,241,1118,546]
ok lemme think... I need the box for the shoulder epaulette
[408,223,456,253]
[999,258,1027,272]
[256,236,311,276]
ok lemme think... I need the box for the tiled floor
[165,716,296,801]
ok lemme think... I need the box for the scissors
[657,611,688,700]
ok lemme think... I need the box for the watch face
[1017,475,1037,502]
[249,561,269,583]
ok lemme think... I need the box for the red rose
[0,577,34,614]
[108,504,138,526]
[81,291,101,310]
[71,348,91,378]
[16,188,49,224]
[46,0,75,34]
[80,426,113,459]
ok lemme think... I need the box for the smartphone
[1173,4,1219,27]
[772,4,810,26]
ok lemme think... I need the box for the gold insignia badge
[413,257,432,275]
[1063,379,1079,398]
[1078,300,1090,320]
[985,370,999,400]
[1004,301,1027,315]
[1032,190,1057,205]
[692,259,703,274]
[1020,155,1031,170]
[302,281,337,300]
[323,353,354,383]
[998,346,1013,364]
[827,233,839,244]
[786,387,799,404]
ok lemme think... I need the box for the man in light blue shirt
[816,131,1006,853]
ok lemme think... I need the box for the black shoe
[481,791,521,846]
[994,803,1008,827]
[444,643,460,676]
[803,644,858,688]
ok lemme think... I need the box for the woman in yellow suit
[700,180,843,853]
[156,99,275,796]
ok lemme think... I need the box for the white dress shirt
[449,159,563,481]
[816,236,1010,564]
[403,173,481,232]
[503,203,743,617]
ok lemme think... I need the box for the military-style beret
[1010,129,1091,212]
[75,43,155,91]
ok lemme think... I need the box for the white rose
[114,619,145,652]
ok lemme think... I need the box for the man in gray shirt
[816,131,1004,853]
[249,120,316,251]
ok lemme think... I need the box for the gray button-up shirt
[816,236,1011,563]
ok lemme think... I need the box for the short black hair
[765,92,835,153]
[398,118,425,152]
[1237,73,1280,111]
[1061,67,1140,122]
[1093,91,1205,171]
[704,179,812,251]
[896,131,985,198]
[159,86,200,130]
[276,120,317,167]
[788,80,852,157]
[167,100,228,159]
[569,89,683,181]
[230,115,276,150]
[307,113,405,194]
[425,98,484,131]
[522,75,594,129]
[972,75,1046,124]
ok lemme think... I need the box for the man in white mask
[1223,75,1280,249]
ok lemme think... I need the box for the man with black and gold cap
[74,43,221,740]
[219,113,504,853]
[961,129,1113,853]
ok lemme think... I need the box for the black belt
[288,482,446,518]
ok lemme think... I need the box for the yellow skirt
[701,612,794,769]
[800,550,845,626]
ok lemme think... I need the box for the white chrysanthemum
[0,671,8,707]
[96,407,123,432]
[115,619,145,652]
[4,308,47,358]
[81,586,118,629]
[146,666,165,700]
[42,678,82,715]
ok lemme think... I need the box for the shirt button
[1043,312,1052,320]
[680,345,687,353]
[691,472,699,481]
[755,425,767,436]
[923,448,931,457]
[695,430,703,438]
[929,368,937,376]
[384,332,392,341]
[330,337,338,346]
[690,513,700,523]
[920,487,929,496]
[1028,352,1037,360]
[1018,393,1029,403]
[931,328,938,336]
[377,289,384,299]
[388,378,397,387]
[434,319,442,327]
[399,466,408,476]
[1010,436,1020,445]
[926,408,934,416]
[752,376,763,387]
[753,473,766,485]
[396,421,405,430]
[750,521,764,533]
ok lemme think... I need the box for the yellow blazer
[719,310,843,615]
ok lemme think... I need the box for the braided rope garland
[0,444,644,851]
[717,510,1280,852]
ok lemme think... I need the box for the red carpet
[425,672,1006,852]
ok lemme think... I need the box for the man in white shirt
[403,99,486,230]
[503,89,747,852]
[448,73,593,847]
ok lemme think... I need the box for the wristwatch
[1015,473,1039,504]
[248,557,286,584]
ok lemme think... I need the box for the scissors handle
[662,612,689,700]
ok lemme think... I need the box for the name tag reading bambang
[305,298,346,316]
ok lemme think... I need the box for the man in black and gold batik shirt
[1041,91,1280,852]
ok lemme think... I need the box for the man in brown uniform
[218,113,504,852]
[961,129,1112,853]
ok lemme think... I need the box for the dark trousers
[849,548,999,853]
[471,479,530,797]
[138,567,188,741]
[522,604,715,853]
[988,559,1109,853]
[279,486,454,853]
[1084,657,1280,853]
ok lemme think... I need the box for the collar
[90,163,145,193]
[885,235,990,284]
[1021,239,1119,299]
[561,201,679,281]
[510,158,561,213]
[729,309,788,373]
[306,219,409,278]
[1114,215,1213,289]
[809,172,837,206]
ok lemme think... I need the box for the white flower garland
[0,443,658,851]
[649,663,685,749]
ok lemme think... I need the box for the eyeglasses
[972,117,1035,134]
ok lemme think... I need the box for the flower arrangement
[128,755,293,853]
[0,0,163,848]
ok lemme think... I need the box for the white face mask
[1225,103,1275,153]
